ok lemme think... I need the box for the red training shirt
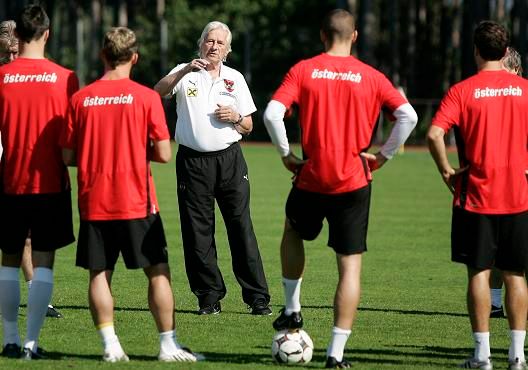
[432,69,528,214]
[0,58,79,194]
[60,78,170,221]
[272,53,407,194]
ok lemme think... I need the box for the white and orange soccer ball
[271,329,314,365]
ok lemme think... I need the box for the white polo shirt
[168,62,257,152]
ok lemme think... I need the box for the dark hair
[101,27,138,68]
[321,9,355,44]
[473,21,509,61]
[14,4,49,43]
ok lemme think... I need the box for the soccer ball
[271,329,314,364]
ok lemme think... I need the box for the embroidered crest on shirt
[223,79,235,92]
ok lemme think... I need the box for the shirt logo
[474,86,522,99]
[83,93,133,107]
[311,68,362,83]
[187,87,198,97]
[3,72,58,84]
[224,79,235,92]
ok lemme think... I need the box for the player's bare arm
[154,59,210,97]
[149,139,171,163]
[427,125,468,193]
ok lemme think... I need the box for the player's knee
[144,263,170,279]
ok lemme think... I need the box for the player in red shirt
[263,9,417,368]
[0,5,78,360]
[428,21,528,370]
[488,47,524,320]
[61,27,198,363]
[0,19,63,321]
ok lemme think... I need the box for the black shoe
[490,305,505,318]
[272,307,303,330]
[1,343,21,358]
[198,302,221,315]
[22,346,46,360]
[46,305,63,318]
[250,298,272,315]
[325,356,352,368]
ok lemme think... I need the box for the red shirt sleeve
[271,63,301,109]
[378,75,408,114]
[67,72,80,98]
[432,86,461,132]
[60,72,80,149]
[148,92,170,141]
[59,101,77,149]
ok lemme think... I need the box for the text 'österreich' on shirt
[311,68,362,83]
[82,93,134,107]
[3,72,58,83]
[474,85,522,99]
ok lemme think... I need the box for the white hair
[197,21,232,61]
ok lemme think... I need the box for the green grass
[0,144,514,369]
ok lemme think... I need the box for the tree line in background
[1,0,527,143]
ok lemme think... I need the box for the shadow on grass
[18,303,151,313]
[286,304,467,318]
[195,351,275,365]
[19,304,273,317]
[28,350,275,365]
[257,343,477,368]
[394,344,509,356]
[4,345,509,367]
[20,303,467,318]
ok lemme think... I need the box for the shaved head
[321,9,356,43]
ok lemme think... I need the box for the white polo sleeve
[166,63,187,97]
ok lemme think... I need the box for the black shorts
[76,213,168,270]
[285,184,371,255]
[451,207,528,272]
[0,192,74,254]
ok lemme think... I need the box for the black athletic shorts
[451,207,528,272]
[76,213,168,270]
[285,184,371,255]
[0,191,74,254]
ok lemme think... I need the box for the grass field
[0,143,515,369]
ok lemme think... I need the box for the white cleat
[158,348,199,362]
[181,346,205,361]
[459,357,492,370]
[103,351,130,363]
